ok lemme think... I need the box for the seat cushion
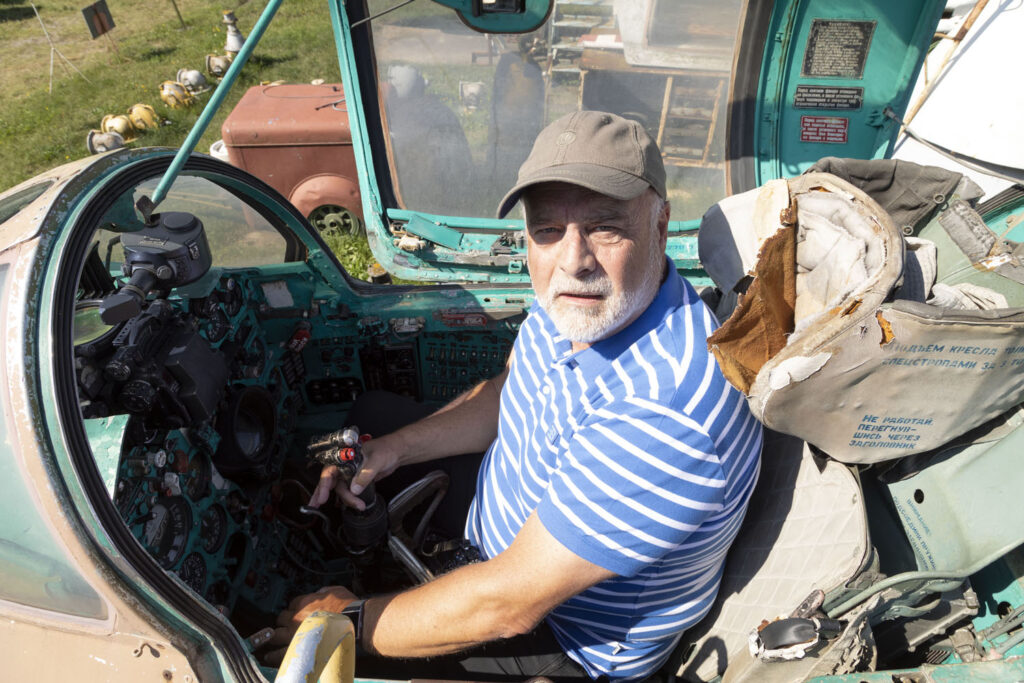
[675,431,870,681]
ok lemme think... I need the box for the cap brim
[496,164,652,218]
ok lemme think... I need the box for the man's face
[523,182,669,348]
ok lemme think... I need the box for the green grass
[0,0,394,277]
[0,0,340,188]
[0,0,514,279]
[322,230,377,275]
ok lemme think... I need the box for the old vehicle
[214,83,365,236]
[1,0,1023,681]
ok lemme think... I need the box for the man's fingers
[268,626,294,649]
[308,466,340,508]
[349,463,378,497]
[337,484,367,511]
[262,646,286,666]
[276,608,298,627]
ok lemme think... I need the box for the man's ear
[658,201,671,249]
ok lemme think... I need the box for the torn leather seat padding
[700,165,1024,464]
[705,222,796,394]
[673,432,870,682]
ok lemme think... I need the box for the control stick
[307,426,387,552]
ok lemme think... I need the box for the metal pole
[145,0,286,213]
[169,0,187,29]
[32,1,91,90]
[105,31,122,60]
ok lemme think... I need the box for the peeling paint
[876,311,895,347]
[87,654,112,667]
[779,202,797,227]
[978,252,1013,270]
[767,352,831,391]
[277,623,325,683]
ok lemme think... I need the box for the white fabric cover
[675,432,870,682]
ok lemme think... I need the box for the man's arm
[276,511,615,656]
[309,366,509,509]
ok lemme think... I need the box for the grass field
[1,0,344,187]
[0,0,385,276]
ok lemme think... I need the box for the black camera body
[79,212,225,429]
[100,212,213,325]
[79,298,228,429]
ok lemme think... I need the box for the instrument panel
[77,253,516,638]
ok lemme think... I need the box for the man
[275,111,762,681]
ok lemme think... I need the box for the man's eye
[590,225,622,238]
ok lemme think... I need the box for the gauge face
[223,278,243,317]
[185,453,211,499]
[205,580,230,606]
[178,552,207,594]
[200,505,228,553]
[206,309,231,343]
[142,497,192,568]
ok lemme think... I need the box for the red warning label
[800,115,848,143]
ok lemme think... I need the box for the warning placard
[800,116,848,143]
[794,85,863,111]
[802,19,876,79]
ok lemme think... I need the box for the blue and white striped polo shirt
[465,263,763,680]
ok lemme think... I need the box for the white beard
[539,244,664,344]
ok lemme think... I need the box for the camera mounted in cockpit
[99,211,212,325]
[78,211,227,429]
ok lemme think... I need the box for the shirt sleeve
[536,396,726,577]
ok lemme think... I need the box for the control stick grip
[308,426,367,482]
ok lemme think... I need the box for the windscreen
[368,0,743,221]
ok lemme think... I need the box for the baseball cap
[496,110,667,218]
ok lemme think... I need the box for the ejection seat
[670,160,1024,681]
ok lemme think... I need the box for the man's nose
[559,227,596,277]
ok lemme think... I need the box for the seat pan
[676,431,870,681]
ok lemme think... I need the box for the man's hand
[266,585,359,663]
[308,436,403,510]
[307,367,508,511]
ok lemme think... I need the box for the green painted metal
[387,209,521,232]
[329,0,395,281]
[969,551,1024,660]
[430,0,552,33]
[5,6,1019,682]
[886,427,1024,574]
[982,194,1024,243]
[32,153,270,681]
[0,260,106,620]
[83,414,131,496]
[329,1,708,285]
[404,213,466,251]
[826,424,1024,619]
[149,0,285,210]
[755,0,946,184]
